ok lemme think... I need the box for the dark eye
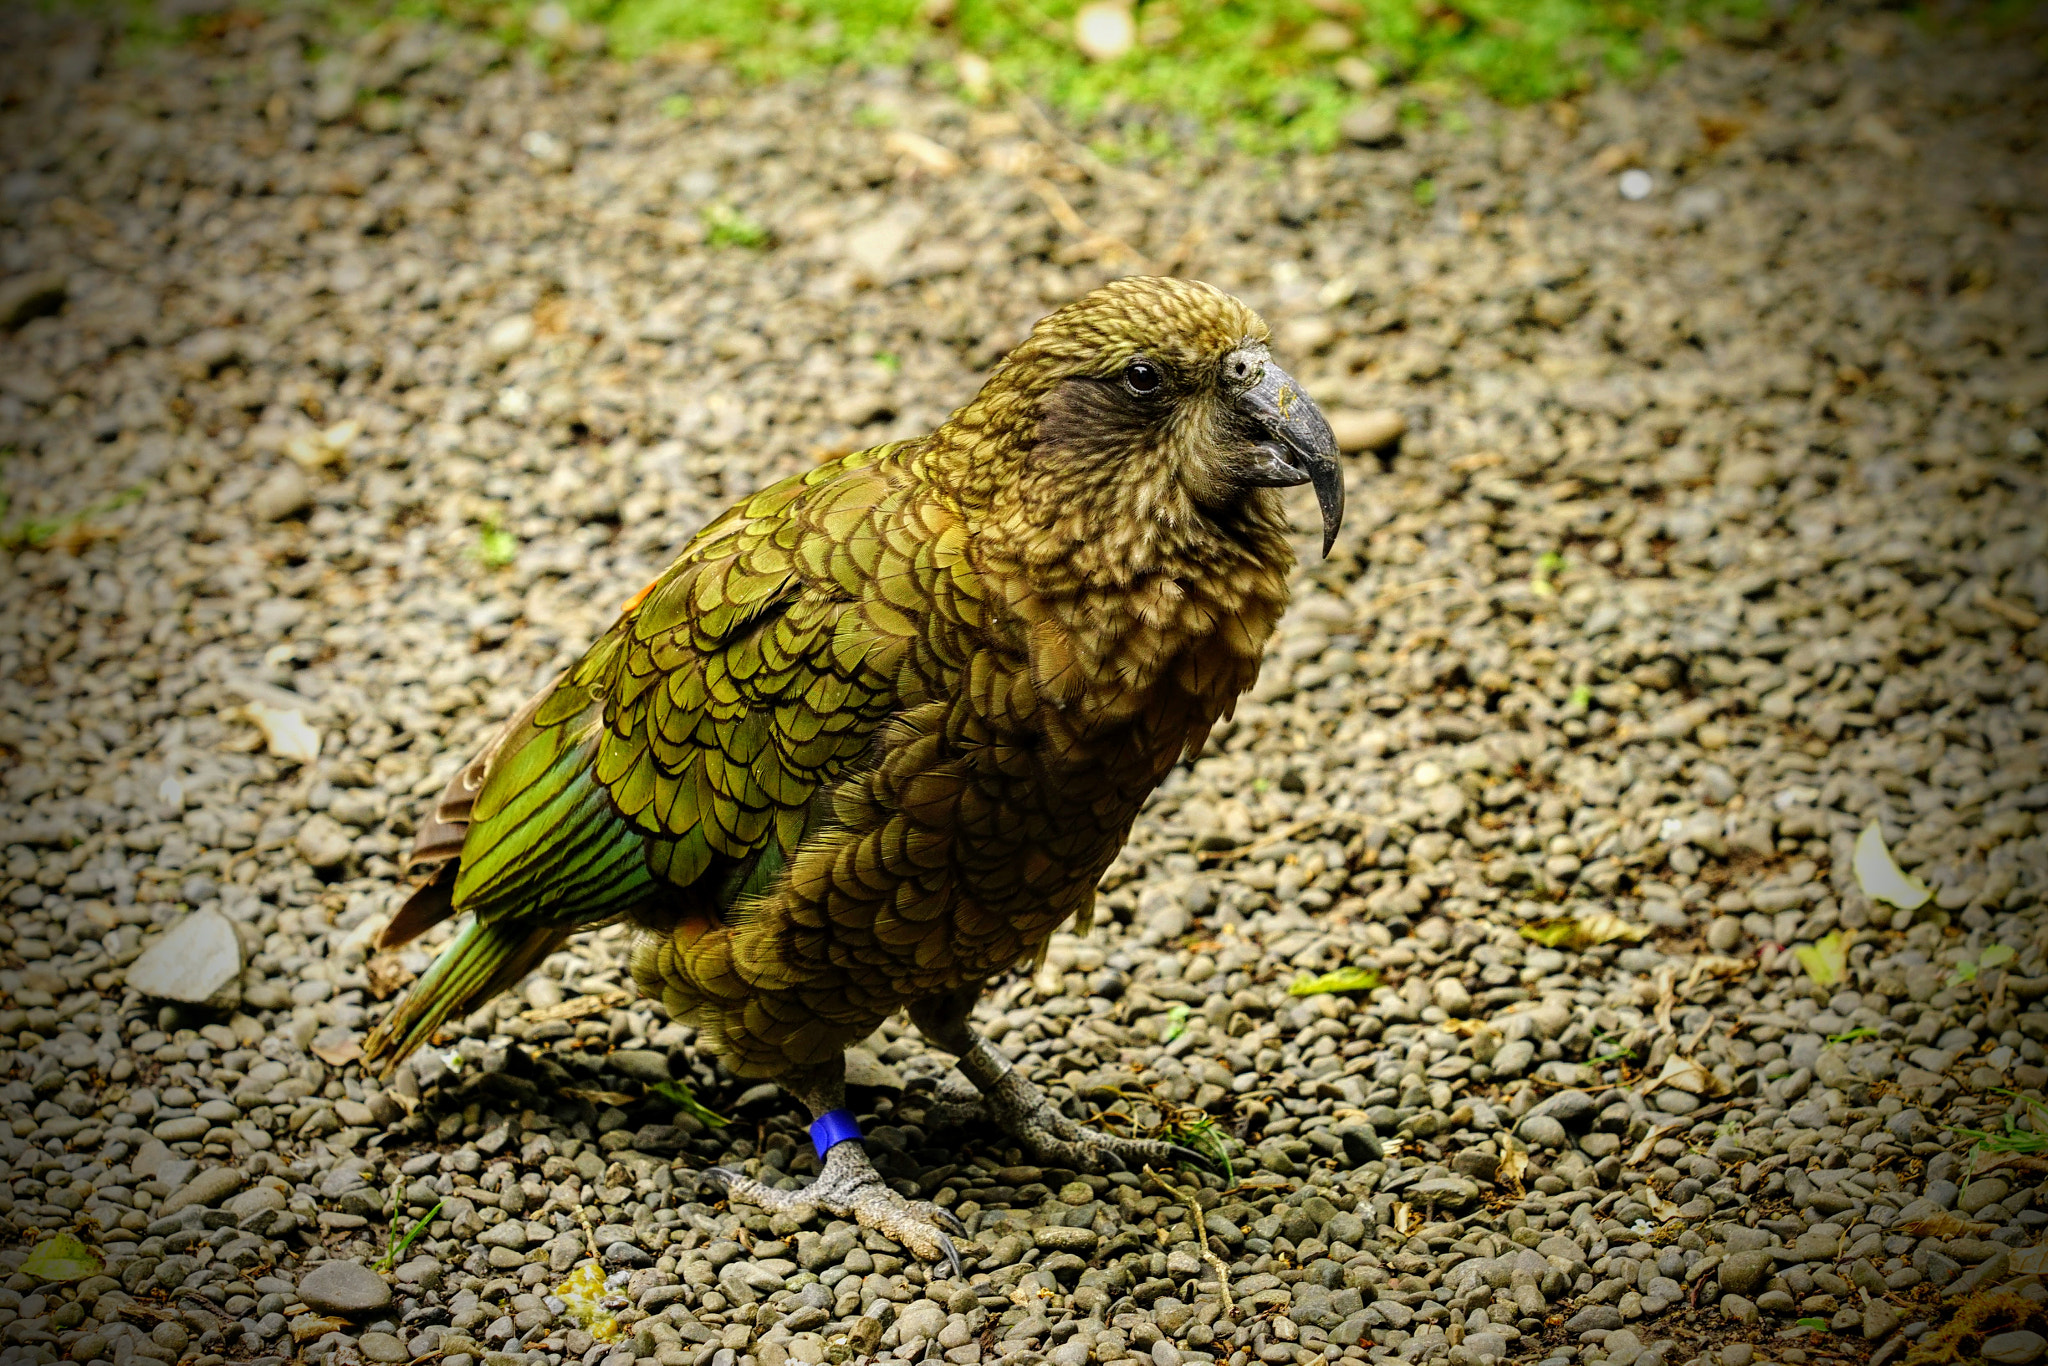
[1123,359,1161,396]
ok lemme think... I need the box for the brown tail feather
[378,862,458,951]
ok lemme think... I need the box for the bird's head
[961,275,1345,560]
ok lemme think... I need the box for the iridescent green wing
[451,455,914,925]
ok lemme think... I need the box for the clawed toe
[1160,1141,1216,1171]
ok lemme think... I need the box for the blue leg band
[809,1108,863,1154]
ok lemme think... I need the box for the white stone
[125,909,242,1004]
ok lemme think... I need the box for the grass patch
[578,0,1778,151]
[84,0,1780,153]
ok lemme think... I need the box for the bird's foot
[981,1067,1210,1174]
[706,1143,966,1278]
[910,1072,989,1130]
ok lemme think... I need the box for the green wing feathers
[362,917,572,1067]
[367,454,921,1072]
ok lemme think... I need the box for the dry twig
[1145,1165,1233,1318]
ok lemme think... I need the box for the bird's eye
[1123,359,1162,396]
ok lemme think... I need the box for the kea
[364,275,1344,1272]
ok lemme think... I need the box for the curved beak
[1237,359,1346,557]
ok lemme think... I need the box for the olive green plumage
[365,276,1335,1079]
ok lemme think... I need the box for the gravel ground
[2,6,2047,1366]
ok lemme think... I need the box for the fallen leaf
[1288,966,1382,996]
[1652,1055,1728,1097]
[1900,1211,1991,1240]
[1794,931,1850,988]
[564,1088,638,1108]
[519,988,632,1024]
[309,1032,362,1067]
[242,701,323,764]
[1644,1190,1683,1221]
[365,953,415,1001]
[2010,1245,2048,1275]
[1853,823,1930,911]
[1497,1140,1529,1190]
[291,1316,347,1344]
[21,1232,100,1282]
[1520,911,1649,951]
[1393,1202,1414,1235]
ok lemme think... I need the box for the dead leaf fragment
[1521,910,1649,951]
[519,988,631,1024]
[242,701,323,764]
[365,953,416,1001]
[309,1032,362,1067]
[1854,824,1930,910]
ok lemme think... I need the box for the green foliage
[472,520,518,569]
[1,485,145,552]
[20,1233,100,1282]
[375,1197,443,1272]
[1161,1001,1192,1042]
[700,202,769,249]
[1795,931,1849,989]
[651,1079,729,1128]
[1411,176,1438,207]
[1951,942,2016,986]
[534,0,1770,152]
[1162,1110,1235,1183]
[1288,965,1382,995]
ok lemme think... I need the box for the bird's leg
[704,1061,965,1278]
[910,988,1207,1173]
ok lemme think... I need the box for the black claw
[1097,1147,1129,1174]
[936,1207,969,1237]
[936,1232,964,1282]
[1163,1143,1215,1171]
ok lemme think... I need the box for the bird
[363,274,1343,1273]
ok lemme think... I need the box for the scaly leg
[910,988,1208,1173]
[705,1061,966,1278]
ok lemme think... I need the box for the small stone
[1706,916,1743,952]
[298,1260,393,1317]
[1328,408,1407,453]
[0,270,66,330]
[1073,0,1135,62]
[296,814,355,871]
[1987,1331,2048,1365]
[359,1331,409,1363]
[1565,1305,1623,1333]
[1517,1115,1568,1149]
[1717,1250,1774,1297]
[1341,99,1400,146]
[248,463,313,522]
[1720,1295,1759,1326]
[1491,1039,1535,1079]
[1864,1301,1903,1340]
[161,1166,245,1217]
[125,909,243,1004]
[1958,1177,2011,1215]
[485,314,535,360]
